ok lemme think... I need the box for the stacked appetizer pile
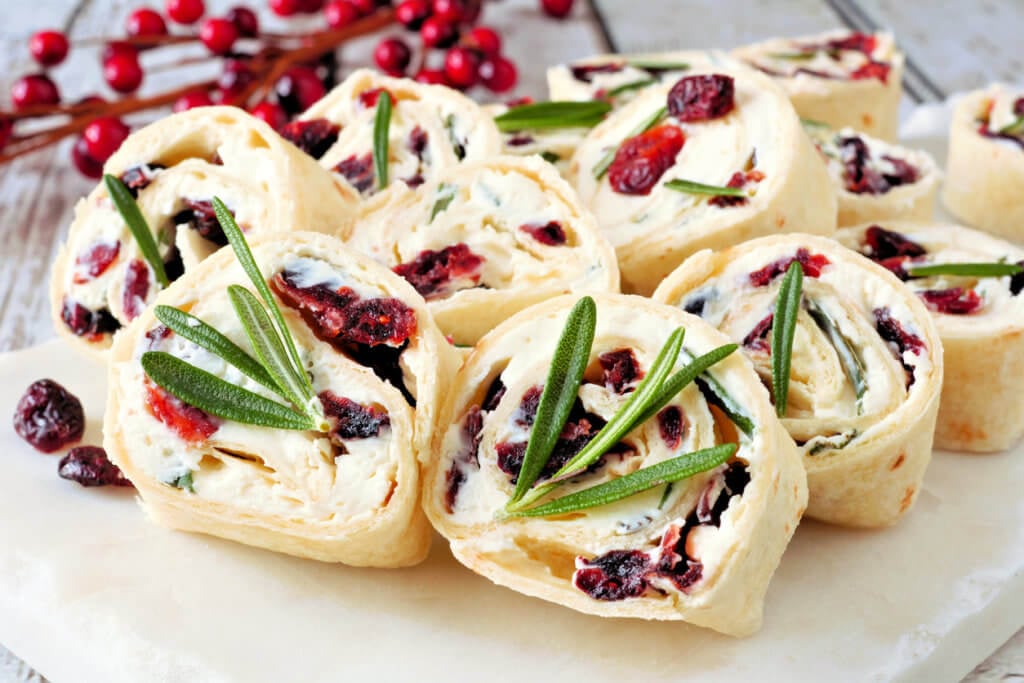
[21,28,1024,638]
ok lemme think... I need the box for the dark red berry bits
[695,461,750,526]
[919,288,982,315]
[749,248,831,287]
[145,382,220,443]
[73,241,121,284]
[61,299,120,339]
[173,198,229,246]
[278,119,339,160]
[13,379,85,453]
[607,124,685,195]
[657,406,687,449]
[357,87,391,109]
[570,62,624,83]
[708,169,764,208]
[667,74,736,122]
[574,550,651,601]
[850,61,891,83]
[825,32,877,55]
[58,446,133,487]
[838,136,918,195]
[654,524,704,591]
[519,221,567,246]
[444,405,484,512]
[874,307,924,386]
[335,153,375,194]
[393,243,485,300]
[319,390,390,447]
[119,163,165,197]
[742,312,774,353]
[122,259,151,321]
[1010,260,1024,296]
[598,348,643,394]
[862,225,927,260]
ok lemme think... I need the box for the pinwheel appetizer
[942,83,1024,242]
[732,30,903,140]
[653,234,943,527]
[482,100,597,176]
[105,206,453,566]
[803,121,939,227]
[837,222,1024,452]
[547,51,714,108]
[296,69,502,200]
[570,66,836,295]
[348,155,620,345]
[50,106,358,361]
[423,294,807,637]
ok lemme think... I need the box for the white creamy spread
[982,83,1024,134]
[736,30,896,81]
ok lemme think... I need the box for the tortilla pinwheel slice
[654,234,943,527]
[482,101,588,176]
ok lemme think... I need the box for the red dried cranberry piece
[145,324,172,348]
[667,74,735,122]
[58,446,133,487]
[319,390,390,444]
[876,256,911,281]
[598,348,643,394]
[520,221,567,246]
[919,288,982,315]
[280,118,340,160]
[607,124,685,196]
[839,135,890,195]
[575,550,651,600]
[657,405,687,449]
[407,125,428,159]
[344,298,419,347]
[122,259,151,321]
[874,307,924,387]
[1009,260,1024,296]
[749,248,831,287]
[358,87,391,109]
[825,32,877,55]
[274,274,358,338]
[1015,98,1024,117]
[570,62,624,83]
[850,61,890,82]
[73,240,121,284]
[61,299,120,339]
[119,163,164,197]
[654,524,703,592]
[482,376,506,412]
[695,461,749,526]
[145,382,220,442]
[173,199,229,246]
[393,243,485,300]
[444,405,484,512]
[335,153,375,193]
[742,312,773,352]
[863,225,927,260]
[708,170,750,208]
[13,379,85,453]
[505,134,534,147]
[880,155,919,186]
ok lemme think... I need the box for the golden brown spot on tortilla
[899,486,915,513]
[950,420,987,444]
[862,113,874,128]
[889,452,906,470]
[775,214,786,228]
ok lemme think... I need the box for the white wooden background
[0,0,1022,680]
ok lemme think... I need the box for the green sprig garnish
[906,262,1023,278]
[768,51,816,61]
[104,174,169,287]
[771,262,803,417]
[373,91,392,188]
[999,115,1024,136]
[627,59,690,71]
[494,101,611,132]
[592,105,667,180]
[605,79,657,98]
[665,178,746,198]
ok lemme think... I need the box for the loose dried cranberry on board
[574,550,651,601]
[749,248,831,287]
[919,288,982,315]
[607,124,684,195]
[280,118,340,160]
[145,382,220,443]
[13,379,85,453]
[58,446,133,487]
[598,348,643,394]
[519,221,567,246]
[73,241,121,284]
[335,153,375,193]
[393,243,485,300]
[667,74,735,122]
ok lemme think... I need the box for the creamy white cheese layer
[735,30,897,83]
[981,83,1024,133]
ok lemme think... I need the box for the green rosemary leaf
[605,79,657,98]
[539,151,561,164]
[636,343,739,426]
[507,444,736,518]
[429,183,457,223]
[153,305,279,393]
[141,352,317,430]
[806,300,866,403]
[906,262,1024,278]
[103,174,169,287]
[227,285,313,411]
[768,51,816,61]
[494,101,611,132]
[507,296,597,505]
[800,117,831,130]
[627,59,690,71]
[772,262,803,417]
[212,197,313,399]
[373,91,392,189]
[664,178,746,198]
[694,374,755,437]
[999,115,1024,136]
[657,483,673,509]
[593,105,667,180]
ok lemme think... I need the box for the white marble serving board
[2,104,1023,683]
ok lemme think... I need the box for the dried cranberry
[654,524,703,592]
[574,550,651,601]
[695,461,749,526]
[335,153,375,193]
[482,376,506,411]
[607,124,685,195]
[145,382,220,442]
[505,134,534,147]
[875,307,924,355]
[667,74,735,122]
[13,379,85,453]
[513,385,542,426]
[280,118,340,160]
[919,288,982,315]
[570,62,623,83]
[319,390,390,443]
[73,241,121,284]
[708,170,749,208]
[444,405,484,512]
[876,256,911,281]
[598,348,643,394]
[119,163,164,196]
[345,298,419,347]
[839,136,888,194]
[347,343,416,407]
[1009,260,1024,296]
[145,324,172,348]
[403,174,424,188]
[358,87,391,109]
[61,299,120,339]
[862,225,927,260]
[850,61,890,82]
[742,312,773,352]
[880,155,919,186]
[520,221,567,246]
[122,259,151,321]
[749,248,831,287]
[58,446,133,487]
[173,199,229,246]
[657,406,686,448]
[407,125,428,159]
[393,244,485,300]
[825,32,877,55]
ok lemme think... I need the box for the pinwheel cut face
[548,52,713,108]
[975,85,1024,149]
[738,30,896,83]
[805,126,928,196]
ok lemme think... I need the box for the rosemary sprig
[592,105,667,180]
[605,79,657,98]
[104,174,169,287]
[906,262,1023,278]
[771,262,803,417]
[665,178,746,198]
[627,59,690,71]
[493,101,611,132]
[373,91,392,188]
[768,51,816,61]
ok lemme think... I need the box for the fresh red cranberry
[61,299,120,338]
[122,259,151,320]
[350,0,378,15]
[82,117,130,163]
[226,5,259,37]
[173,199,229,246]
[607,124,685,195]
[71,137,104,179]
[575,550,650,601]
[919,288,982,315]
[299,0,326,11]
[540,0,574,19]
[0,120,12,152]
[172,90,214,112]
[479,55,518,93]
[863,225,926,260]
[13,379,85,453]
[374,38,412,76]
[102,41,137,64]
[165,0,205,23]
[432,0,464,22]
[444,406,484,512]
[444,47,480,89]
[58,446,133,487]
[325,0,360,28]
[599,348,643,394]
[199,17,238,55]
[742,312,773,352]
[414,68,448,86]
[104,53,144,94]
[217,58,253,103]
[520,221,566,246]
[250,101,287,130]
[73,241,121,284]
[280,118,340,159]
[275,66,326,114]
[126,7,168,37]
[749,248,831,287]
[145,382,220,442]
[319,390,390,446]
[335,153,375,193]
[420,16,458,49]
[395,0,430,29]
[658,406,686,448]
[29,30,69,67]
[11,74,60,110]
[667,74,735,122]
[393,244,485,300]
[269,0,302,16]
[851,61,890,83]
[466,26,501,55]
